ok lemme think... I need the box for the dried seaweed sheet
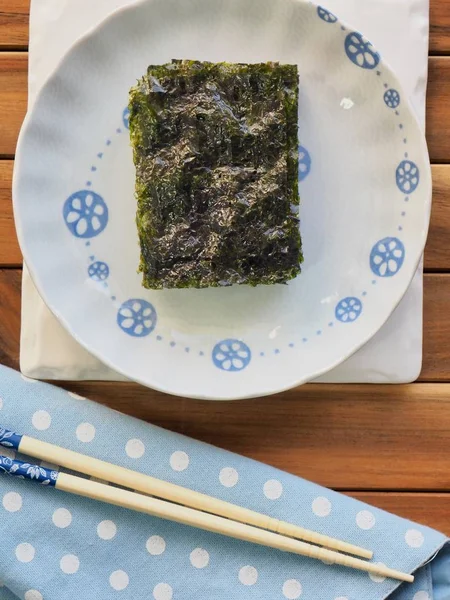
[129,59,302,289]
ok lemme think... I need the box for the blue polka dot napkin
[0,366,447,600]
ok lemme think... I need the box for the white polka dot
[76,422,96,443]
[335,597,349,600]
[21,375,38,383]
[3,491,22,512]
[24,590,43,600]
[97,520,117,540]
[52,508,72,529]
[283,579,302,599]
[190,548,209,569]
[109,570,129,591]
[125,439,145,459]
[170,451,189,472]
[1,447,15,459]
[60,554,79,574]
[238,566,258,586]
[405,529,424,548]
[153,583,173,600]
[15,543,35,563]
[369,563,387,583]
[312,496,331,517]
[146,535,166,555]
[356,510,375,530]
[413,592,430,600]
[32,410,51,431]
[263,479,283,500]
[321,557,335,565]
[68,392,86,400]
[219,467,239,488]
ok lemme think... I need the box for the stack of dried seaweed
[129,59,302,289]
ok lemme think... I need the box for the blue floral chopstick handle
[0,455,58,487]
[0,427,23,450]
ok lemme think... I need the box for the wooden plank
[0,162,22,265]
[0,0,29,50]
[54,379,450,491]
[349,493,450,535]
[0,0,449,54]
[0,53,27,157]
[0,269,21,369]
[426,164,450,271]
[422,274,450,381]
[0,160,449,270]
[1,54,450,161]
[430,0,450,55]
[427,57,450,163]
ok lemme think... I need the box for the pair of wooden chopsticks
[0,427,413,583]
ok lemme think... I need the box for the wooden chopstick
[0,455,413,583]
[3,428,372,559]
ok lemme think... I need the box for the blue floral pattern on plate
[317,6,337,23]
[345,32,380,70]
[384,89,400,109]
[123,107,130,130]
[396,160,420,194]
[88,261,110,282]
[370,237,405,277]
[212,340,251,372]
[63,190,109,238]
[335,297,363,323]
[0,456,58,486]
[298,146,311,181]
[117,299,157,337]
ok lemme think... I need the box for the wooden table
[0,1,449,534]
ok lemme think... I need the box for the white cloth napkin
[20,0,430,384]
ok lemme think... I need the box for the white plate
[14,0,431,400]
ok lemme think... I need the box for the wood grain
[430,0,450,55]
[0,269,21,369]
[1,0,450,54]
[349,493,450,535]
[53,379,450,491]
[0,53,27,157]
[427,57,450,163]
[2,54,450,161]
[0,0,29,50]
[0,162,22,265]
[0,160,448,270]
[427,165,450,271]
[422,274,450,381]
